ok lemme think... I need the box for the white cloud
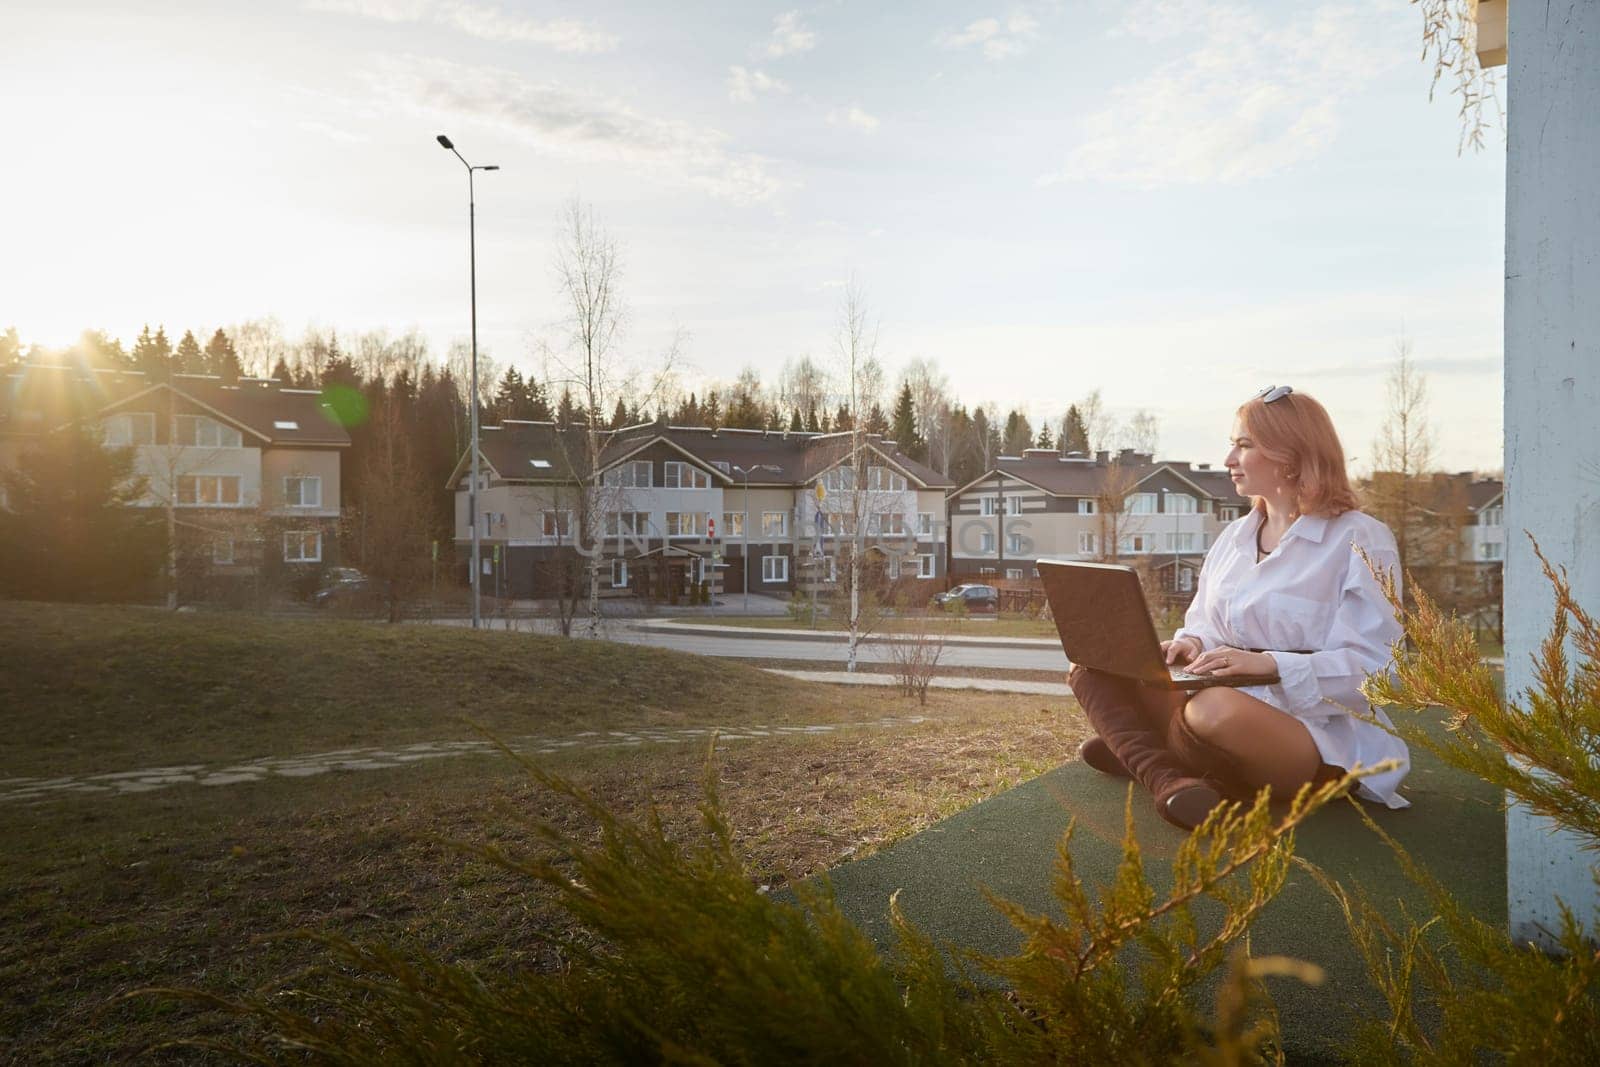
[305,0,619,53]
[765,11,817,58]
[827,105,879,133]
[1041,1,1402,188]
[727,66,789,103]
[936,11,1040,60]
[371,56,787,203]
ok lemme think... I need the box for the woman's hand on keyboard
[1186,646,1275,677]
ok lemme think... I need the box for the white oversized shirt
[1173,508,1410,808]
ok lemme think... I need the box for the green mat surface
[815,711,1505,1062]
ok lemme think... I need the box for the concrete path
[0,712,932,806]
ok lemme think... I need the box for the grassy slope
[0,603,1088,1061]
[0,603,905,776]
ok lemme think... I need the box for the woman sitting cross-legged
[1067,386,1410,830]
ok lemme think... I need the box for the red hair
[1235,390,1360,517]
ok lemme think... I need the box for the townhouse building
[1,364,349,583]
[447,418,952,600]
[947,448,1242,604]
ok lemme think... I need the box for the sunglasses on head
[1253,385,1294,404]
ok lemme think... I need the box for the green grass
[0,602,1089,1061]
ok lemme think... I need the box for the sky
[2,0,1507,472]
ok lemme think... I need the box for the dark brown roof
[1465,477,1503,510]
[2,365,350,447]
[462,421,955,489]
[955,450,1239,501]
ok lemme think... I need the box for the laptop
[1036,559,1281,690]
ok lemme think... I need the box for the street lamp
[731,464,778,613]
[1160,488,1177,607]
[437,134,498,630]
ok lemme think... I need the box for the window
[284,476,321,508]
[978,566,997,576]
[1164,493,1197,514]
[917,512,935,537]
[1007,495,1026,515]
[1125,493,1158,514]
[821,466,855,493]
[543,511,573,539]
[917,553,935,578]
[602,460,650,488]
[104,412,155,446]
[762,554,788,583]
[606,512,649,537]
[177,474,241,506]
[1121,533,1153,554]
[1178,568,1194,592]
[530,459,552,469]
[175,414,242,448]
[1480,541,1504,560]
[721,511,745,538]
[1078,498,1097,515]
[611,558,629,588]
[1078,531,1098,554]
[979,530,996,553]
[868,467,908,491]
[666,511,705,537]
[1164,532,1199,553]
[1218,506,1241,522]
[212,539,234,565]
[1006,568,1024,581]
[877,513,907,537]
[284,530,322,563]
[761,510,788,538]
[482,511,506,537]
[273,419,299,431]
[664,461,711,489]
[711,460,731,474]
[980,496,999,516]
[1481,506,1504,527]
[1007,533,1025,554]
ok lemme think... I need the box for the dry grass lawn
[0,603,1088,1061]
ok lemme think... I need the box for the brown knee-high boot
[1067,666,1223,830]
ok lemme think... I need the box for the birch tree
[834,281,878,673]
[1368,336,1437,606]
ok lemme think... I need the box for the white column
[1504,0,1600,946]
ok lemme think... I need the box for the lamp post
[732,464,778,613]
[437,134,498,630]
[1161,488,1180,611]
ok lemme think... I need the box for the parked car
[932,583,999,613]
[313,568,371,609]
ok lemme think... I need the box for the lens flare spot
[320,384,369,428]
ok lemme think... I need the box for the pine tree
[864,403,889,436]
[173,330,205,375]
[203,329,243,382]
[702,390,723,429]
[891,383,923,459]
[1062,405,1090,454]
[1002,409,1033,455]
[527,378,553,422]
[321,333,361,390]
[833,403,853,432]
[789,408,803,432]
[1037,424,1054,449]
[0,423,166,601]
[611,398,630,429]
[557,387,578,426]
[269,356,294,385]
[131,325,173,380]
[805,404,821,433]
[493,367,529,422]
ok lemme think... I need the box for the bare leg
[1178,687,1323,795]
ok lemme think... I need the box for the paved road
[605,625,1070,671]
[428,616,1071,672]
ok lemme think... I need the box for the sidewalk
[766,669,1071,696]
